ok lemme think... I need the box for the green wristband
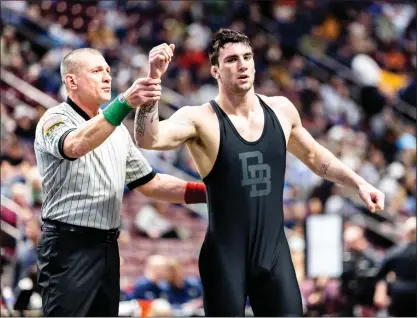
[102,94,133,126]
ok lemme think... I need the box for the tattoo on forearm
[135,101,158,137]
[319,158,332,178]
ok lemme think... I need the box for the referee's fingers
[142,91,161,98]
[139,84,161,91]
[137,78,161,85]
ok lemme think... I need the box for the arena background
[0,0,416,316]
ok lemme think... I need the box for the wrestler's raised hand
[148,43,175,79]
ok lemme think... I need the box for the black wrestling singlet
[199,95,303,317]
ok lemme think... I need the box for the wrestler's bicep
[278,96,318,169]
[288,125,317,167]
[153,106,198,150]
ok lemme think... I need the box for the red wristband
[184,182,207,204]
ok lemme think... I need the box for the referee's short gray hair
[60,48,103,84]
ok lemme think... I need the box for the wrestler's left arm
[278,96,385,213]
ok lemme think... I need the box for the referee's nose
[103,72,112,84]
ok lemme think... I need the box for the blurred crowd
[1,0,416,317]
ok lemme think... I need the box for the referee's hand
[123,77,161,107]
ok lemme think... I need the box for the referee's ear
[65,74,77,90]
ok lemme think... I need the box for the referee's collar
[66,97,92,121]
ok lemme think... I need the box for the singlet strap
[255,94,287,148]
[209,100,222,119]
[209,100,228,138]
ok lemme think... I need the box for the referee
[34,48,206,317]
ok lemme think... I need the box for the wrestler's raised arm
[133,43,198,150]
[134,104,198,150]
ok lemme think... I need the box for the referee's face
[77,53,112,105]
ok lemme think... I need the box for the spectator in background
[1,104,16,147]
[374,217,417,317]
[36,55,63,95]
[86,12,117,50]
[0,26,21,69]
[26,166,43,208]
[128,255,169,301]
[135,201,182,240]
[12,217,41,292]
[10,183,33,221]
[148,298,174,317]
[13,105,37,143]
[399,78,417,110]
[341,225,381,315]
[0,136,25,168]
[319,77,362,127]
[166,258,202,312]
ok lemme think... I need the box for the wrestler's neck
[68,93,101,119]
[216,86,257,117]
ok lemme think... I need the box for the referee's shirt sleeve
[125,136,156,191]
[36,112,77,160]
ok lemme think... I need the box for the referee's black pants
[36,220,120,317]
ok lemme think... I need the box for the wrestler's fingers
[365,194,376,212]
[150,43,169,53]
[150,45,172,61]
[375,192,385,211]
[359,190,375,212]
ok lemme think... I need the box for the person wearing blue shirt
[166,259,203,310]
[127,255,169,301]
[13,218,40,292]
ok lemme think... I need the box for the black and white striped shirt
[34,97,155,230]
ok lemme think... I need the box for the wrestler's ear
[211,66,219,79]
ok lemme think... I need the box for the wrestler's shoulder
[257,94,297,114]
[257,94,293,107]
[178,102,216,119]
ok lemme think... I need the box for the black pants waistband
[41,219,120,242]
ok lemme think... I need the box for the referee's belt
[42,220,120,242]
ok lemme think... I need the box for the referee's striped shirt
[34,97,155,230]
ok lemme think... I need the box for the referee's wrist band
[102,94,133,126]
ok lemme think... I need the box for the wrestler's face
[213,42,255,94]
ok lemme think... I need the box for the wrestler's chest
[198,110,291,148]
[199,113,263,143]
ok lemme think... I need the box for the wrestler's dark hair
[209,28,252,66]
